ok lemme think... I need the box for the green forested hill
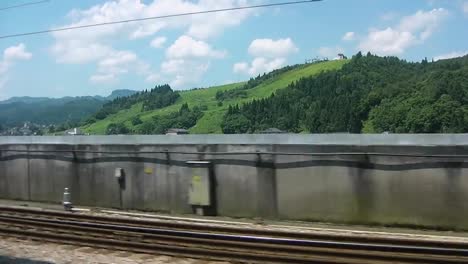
[82,60,347,134]
[82,53,467,135]
[222,53,468,133]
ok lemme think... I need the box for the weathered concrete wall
[1,135,468,229]
[274,144,468,228]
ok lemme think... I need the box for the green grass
[82,60,348,134]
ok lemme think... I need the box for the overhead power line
[0,0,322,40]
[0,0,49,11]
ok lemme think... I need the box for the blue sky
[0,0,467,99]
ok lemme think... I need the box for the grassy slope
[82,60,347,134]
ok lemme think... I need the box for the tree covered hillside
[81,60,347,134]
[88,85,179,122]
[0,89,137,132]
[0,97,104,128]
[222,53,468,133]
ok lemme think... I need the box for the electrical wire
[0,0,49,11]
[0,0,322,39]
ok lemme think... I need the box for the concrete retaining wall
[1,135,468,229]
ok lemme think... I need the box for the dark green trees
[221,53,468,134]
[135,103,204,135]
[131,116,143,126]
[106,123,129,135]
[94,84,180,120]
[141,84,180,111]
[221,105,250,134]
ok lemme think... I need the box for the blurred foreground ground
[0,236,231,264]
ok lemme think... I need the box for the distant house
[166,128,189,135]
[19,128,32,136]
[18,123,33,136]
[337,53,347,60]
[65,128,84,136]
[259,128,286,134]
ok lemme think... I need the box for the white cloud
[0,77,7,95]
[359,28,415,55]
[146,73,161,83]
[248,38,298,58]
[50,0,145,64]
[157,34,227,89]
[249,57,286,76]
[399,8,448,40]
[161,59,185,75]
[98,51,137,70]
[90,74,117,84]
[166,35,226,59]
[50,1,155,85]
[51,0,257,88]
[4,44,32,61]
[318,46,344,58]
[463,1,468,14]
[51,42,113,64]
[234,38,297,76]
[150,36,167,48]
[235,59,280,76]
[89,50,151,84]
[161,59,209,88]
[358,8,448,55]
[0,44,32,92]
[434,51,468,61]
[0,60,9,76]
[51,0,256,62]
[186,0,258,39]
[233,62,249,74]
[131,23,166,39]
[342,32,355,41]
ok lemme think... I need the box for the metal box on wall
[187,161,211,206]
[186,161,215,215]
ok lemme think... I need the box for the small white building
[65,128,84,136]
[337,53,347,60]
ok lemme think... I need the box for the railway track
[0,206,467,263]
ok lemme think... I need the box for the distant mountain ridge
[0,89,137,105]
[106,89,138,100]
[0,97,51,104]
[0,89,138,127]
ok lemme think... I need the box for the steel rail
[1,206,466,249]
[0,216,385,264]
[0,216,438,264]
[3,213,468,256]
[0,226,323,264]
[0,214,467,264]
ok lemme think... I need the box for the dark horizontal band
[0,154,467,171]
[1,148,468,158]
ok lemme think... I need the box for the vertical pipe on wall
[26,145,31,201]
